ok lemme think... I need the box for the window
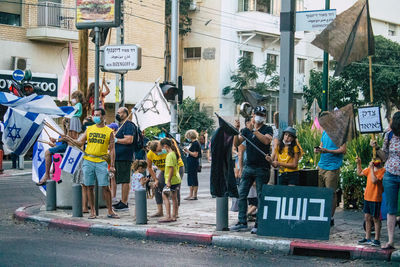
[267,54,278,71]
[389,23,396,36]
[239,0,272,14]
[297,58,305,74]
[315,61,323,71]
[0,0,22,26]
[241,50,254,63]
[184,47,201,59]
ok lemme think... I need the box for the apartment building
[0,0,179,119]
[182,0,309,123]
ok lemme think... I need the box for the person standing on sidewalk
[183,129,202,200]
[65,108,118,219]
[231,106,273,234]
[371,111,400,250]
[112,107,135,211]
[314,130,346,226]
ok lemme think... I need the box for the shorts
[363,200,381,219]
[248,197,258,207]
[82,160,109,187]
[278,171,299,185]
[115,161,132,184]
[49,142,68,154]
[318,168,340,190]
[382,171,400,215]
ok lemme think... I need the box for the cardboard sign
[296,9,336,32]
[258,185,333,240]
[358,106,383,133]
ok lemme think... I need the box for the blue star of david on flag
[60,146,84,175]
[68,157,75,165]
[7,123,21,142]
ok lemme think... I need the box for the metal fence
[36,1,75,30]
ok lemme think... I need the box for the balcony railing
[29,1,76,30]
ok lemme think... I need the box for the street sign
[12,69,24,81]
[258,185,333,240]
[358,106,383,133]
[296,9,336,32]
[101,45,142,73]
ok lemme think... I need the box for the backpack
[133,123,144,153]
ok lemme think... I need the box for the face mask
[116,114,122,122]
[283,140,292,145]
[71,99,77,105]
[254,115,265,124]
[186,138,191,142]
[93,116,101,124]
[157,149,167,155]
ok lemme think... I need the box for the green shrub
[296,122,321,169]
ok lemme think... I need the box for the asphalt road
[0,168,394,266]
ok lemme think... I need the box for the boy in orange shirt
[356,154,385,247]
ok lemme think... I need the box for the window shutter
[238,0,244,12]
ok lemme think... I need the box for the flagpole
[68,42,71,104]
[369,56,376,159]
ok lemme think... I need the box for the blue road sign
[12,69,25,81]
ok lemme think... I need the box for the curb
[146,228,213,244]
[13,206,396,262]
[290,241,392,261]
[212,235,291,254]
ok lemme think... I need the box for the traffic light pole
[169,0,179,138]
[278,0,295,130]
[321,0,330,112]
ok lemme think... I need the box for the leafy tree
[223,56,279,104]
[340,35,400,122]
[178,97,215,137]
[303,70,363,118]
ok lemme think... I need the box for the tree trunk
[78,29,88,118]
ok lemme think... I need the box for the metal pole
[135,189,147,224]
[94,26,100,216]
[369,56,376,159]
[169,0,179,138]
[120,0,125,107]
[279,0,296,130]
[321,0,330,112]
[46,180,56,211]
[72,184,83,217]
[216,197,229,231]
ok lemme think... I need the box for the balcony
[26,2,78,43]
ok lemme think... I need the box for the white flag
[60,146,84,175]
[133,84,171,130]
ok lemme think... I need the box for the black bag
[133,123,144,153]
[197,158,202,173]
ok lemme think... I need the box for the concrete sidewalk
[14,172,400,262]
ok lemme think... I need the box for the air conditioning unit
[11,56,31,71]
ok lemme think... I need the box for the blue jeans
[238,166,270,224]
[383,171,400,215]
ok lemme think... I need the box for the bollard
[72,184,82,217]
[216,197,229,231]
[18,155,24,170]
[0,149,3,174]
[46,180,56,211]
[135,189,147,224]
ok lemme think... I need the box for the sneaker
[112,198,119,205]
[358,238,371,245]
[330,219,335,227]
[230,222,248,232]
[113,201,129,211]
[371,240,381,247]
[250,227,257,234]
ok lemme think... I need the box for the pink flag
[58,43,79,101]
[311,116,323,133]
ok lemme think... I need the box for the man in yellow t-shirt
[65,108,118,219]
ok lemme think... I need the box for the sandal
[382,244,396,250]
[158,218,173,223]
[107,213,120,219]
[150,213,163,218]
[88,214,96,219]
[189,197,198,200]
[36,181,46,186]
[184,196,193,200]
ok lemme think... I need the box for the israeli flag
[60,146,84,175]
[0,92,75,117]
[2,108,45,156]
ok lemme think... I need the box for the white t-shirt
[131,172,145,192]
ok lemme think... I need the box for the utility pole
[115,0,125,112]
[279,0,296,130]
[170,0,179,138]
[321,0,330,111]
[120,0,125,107]
[78,29,88,116]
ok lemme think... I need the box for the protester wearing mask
[183,129,202,200]
[112,107,135,211]
[64,108,118,219]
[231,106,273,234]
[147,140,185,217]
[266,127,301,186]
